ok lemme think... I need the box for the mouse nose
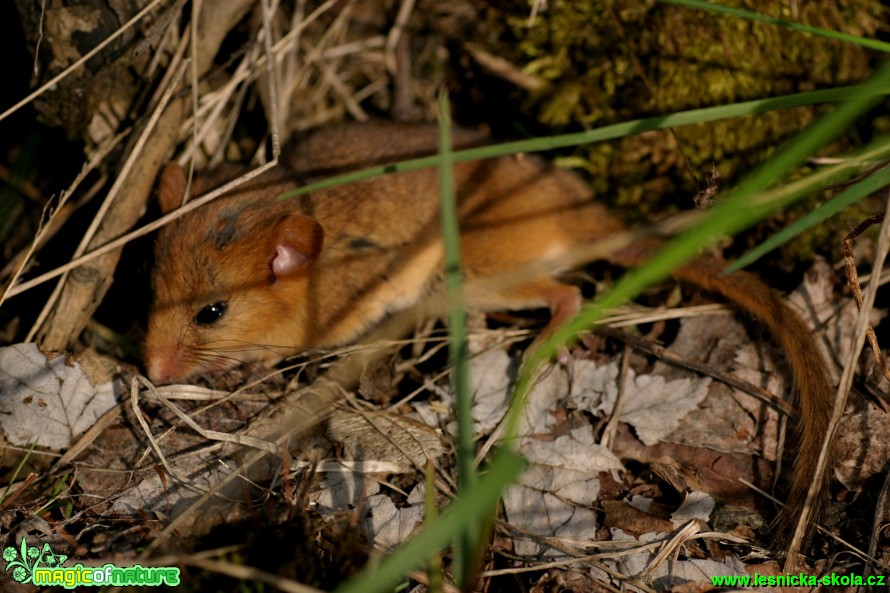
[145,346,185,384]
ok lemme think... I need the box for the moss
[472,0,888,262]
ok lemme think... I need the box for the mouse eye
[195,302,228,325]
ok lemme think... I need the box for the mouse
[143,119,833,546]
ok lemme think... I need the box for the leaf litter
[0,0,886,587]
[0,260,878,591]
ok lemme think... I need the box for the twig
[32,0,47,77]
[596,326,794,415]
[26,60,189,342]
[601,344,631,448]
[786,188,890,568]
[843,213,890,382]
[259,0,282,157]
[0,0,168,124]
[7,161,277,299]
[384,0,416,75]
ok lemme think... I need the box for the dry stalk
[32,62,187,348]
[786,189,890,568]
[0,0,168,124]
[0,130,126,309]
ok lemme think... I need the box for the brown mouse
[144,120,833,545]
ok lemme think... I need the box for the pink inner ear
[272,243,309,278]
[271,215,324,280]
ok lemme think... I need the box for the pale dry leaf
[596,366,711,446]
[503,478,600,557]
[364,484,424,549]
[517,367,564,436]
[468,347,514,434]
[520,362,586,435]
[503,427,623,556]
[670,491,715,528]
[562,357,711,447]
[110,448,227,516]
[834,403,890,490]
[788,256,880,363]
[521,427,624,490]
[0,343,119,449]
[566,358,620,412]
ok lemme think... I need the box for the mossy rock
[463,0,888,263]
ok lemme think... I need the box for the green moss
[475,0,888,262]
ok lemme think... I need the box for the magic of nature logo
[3,537,180,588]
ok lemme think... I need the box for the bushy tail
[607,243,834,547]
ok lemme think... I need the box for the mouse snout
[144,344,187,384]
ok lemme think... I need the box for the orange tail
[607,242,834,547]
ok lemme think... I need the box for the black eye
[195,302,228,325]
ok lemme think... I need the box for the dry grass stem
[7,161,277,299]
[787,189,890,567]
[0,130,128,310]
[136,376,281,455]
[0,0,168,124]
[183,557,326,593]
[600,344,631,448]
[638,520,705,581]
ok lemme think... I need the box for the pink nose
[145,346,184,384]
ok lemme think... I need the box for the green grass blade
[0,440,38,508]
[661,0,890,53]
[334,449,527,593]
[437,91,479,587]
[423,465,443,593]
[278,85,885,202]
[505,60,890,444]
[437,94,473,494]
[729,161,890,271]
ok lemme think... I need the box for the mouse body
[146,122,621,382]
[144,120,833,545]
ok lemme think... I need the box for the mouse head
[144,163,324,383]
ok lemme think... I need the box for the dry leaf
[602,500,673,535]
[789,257,878,363]
[595,365,711,446]
[468,347,514,434]
[834,403,890,490]
[503,427,624,556]
[327,408,445,469]
[599,550,748,592]
[364,484,425,549]
[671,491,715,528]
[653,313,781,459]
[0,343,118,449]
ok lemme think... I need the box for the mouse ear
[271,215,324,279]
[158,163,187,214]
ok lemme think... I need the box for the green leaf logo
[2,538,66,584]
